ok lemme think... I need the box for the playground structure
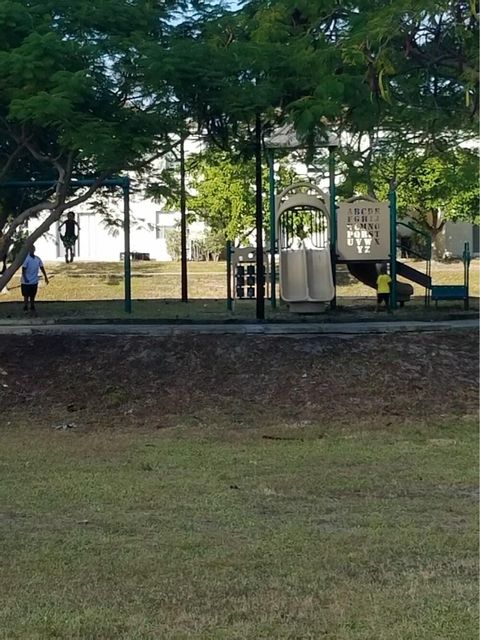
[1,126,472,317]
[274,186,411,312]
[0,177,133,312]
[227,181,472,313]
[227,246,269,304]
[275,183,334,313]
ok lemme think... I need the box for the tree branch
[0,144,27,183]
[1,170,111,285]
[0,208,63,291]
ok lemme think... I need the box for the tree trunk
[0,235,8,268]
[426,208,446,261]
[430,227,446,260]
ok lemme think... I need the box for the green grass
[0,258,478,322]
[1,258,478,302]
[0,419,477,639]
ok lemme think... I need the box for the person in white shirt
[21,246,49,315]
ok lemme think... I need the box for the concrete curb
[0,319,477,336]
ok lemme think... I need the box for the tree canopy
[0,0,477,287]
[0,0,200,287]
[175,149,298,245]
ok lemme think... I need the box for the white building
[30,190,206,262]
[397,217,479,259]
[31,195,478,263]
[30,136,209,262]
[443,221,479,258]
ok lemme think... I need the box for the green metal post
[123,178,132,313]
[389,185,397,310]
[226,240,233,311]
[268,150,276,308]
[464,241,471,310]
[329,147,337,309]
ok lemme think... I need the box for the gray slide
[347,262,414,303]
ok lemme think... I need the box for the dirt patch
[0,331,477,430]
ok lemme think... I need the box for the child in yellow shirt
[376,265,392,312]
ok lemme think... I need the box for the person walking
[21,245,49,316]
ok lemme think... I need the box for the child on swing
[59,211,79,263]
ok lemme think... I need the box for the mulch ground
[0,331,477,430]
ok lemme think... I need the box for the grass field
[0,330,478,639]
[0,259,477,321]
[1,419,477,640]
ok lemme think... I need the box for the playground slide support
[180,137,188,303]
[464,241,471,310]
[329,146,337,309]
[226,240,233,311]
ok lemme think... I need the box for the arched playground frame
[265,129,339,313]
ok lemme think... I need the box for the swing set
[0,176,133,312]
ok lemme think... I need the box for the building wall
[444,221,479,258]
[29,195,206,262]
[396,218,479,259]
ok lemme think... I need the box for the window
[156,211,173,239]
[156,225,169,240]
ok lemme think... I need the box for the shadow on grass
[0,295,478,324]
[0,298,251,322]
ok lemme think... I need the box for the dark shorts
[61,234,77,248]
[21,283,38,298]
[377,293,390,304]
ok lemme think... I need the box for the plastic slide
[280,247,335,302]
[347,262,414,302]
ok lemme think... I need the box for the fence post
[389,183,398,310]
[123,177,132,313]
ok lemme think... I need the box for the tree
[394,149,479,258]
[170,148,299,245]
[336,145,478,259]
[240,0,478,139]
[0,0,212,290]
[201,228,223,261]
[162,0,477,221]
[165,227,182,262]
[185,150,257,244]
[198,0,476,200]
